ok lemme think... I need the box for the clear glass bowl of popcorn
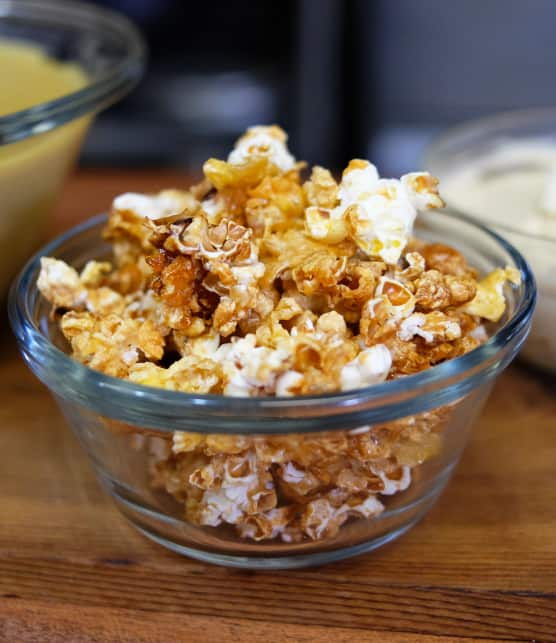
[10,207,534,568]
[423,109,556,372]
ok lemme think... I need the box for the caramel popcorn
[463,266,521,322]
[37,125,520,543]
[60,311,164,377]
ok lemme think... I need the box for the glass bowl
[9,210,535,569]
[423,109,556,373]
[0,0,145,297]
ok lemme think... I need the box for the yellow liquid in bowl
[0,40,92,296]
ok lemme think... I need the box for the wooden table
[1,170,555,643]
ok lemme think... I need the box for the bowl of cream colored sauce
[0,0,145,298]
[424,109,556,373]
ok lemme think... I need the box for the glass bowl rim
[0,0,146,145]
[8,209,536,433]
[422,106,556,244]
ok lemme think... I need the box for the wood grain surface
[1,170,555,642]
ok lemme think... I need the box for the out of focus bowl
[0,0,145,296]
[424,109,556,373]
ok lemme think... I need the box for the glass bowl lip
[0,0,146,146]
[9,208,536,419]
[422,106,556,245]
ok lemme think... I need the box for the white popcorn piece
[281,461,306,484]
[340,344,392,391]
[214,334,291,396]
[230,261,266,292]
[201,196,223,223]
[305,159,443,264]
[113,189,194,221]
[469,324,488,342]
[228,125,296,172]
[348,425,372,435]
[338,161,380,202]
[401,173,445,211]
[186,331,221,358]
[398,312,461,343]
[37,257,87,309]
[195,452,263,527]
[275,370,304,397]
[345,494,384,518]
[201,488,246,526]
[370,465,412,495]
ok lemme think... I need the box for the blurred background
[83,0,556,175]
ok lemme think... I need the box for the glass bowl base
[134,519,421,569]
[107,482,446,569]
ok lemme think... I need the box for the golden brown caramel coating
[60,311,164,377]
[148,252,207,332]
[420,242,478,279]
[246,172,306,236]
[303,166,339,209]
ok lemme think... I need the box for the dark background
[82,0,556,175]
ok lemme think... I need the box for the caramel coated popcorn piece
[414,270,452,310]
[227,125,296,172]
[414,269,477,310]
[303,166,339,209]
[246,173,306,236]
[399,311,461,344]
[105,190,199,262]
[38,258,86,309]
[129,356,220,394]
[237,506,295,542]
[37,258,130,316]
[421,242,477,278]
[60,311,164,377]
[463,266,521,322]
[79,261,112,288]
[148,253,206,332]
[397,251,426,281]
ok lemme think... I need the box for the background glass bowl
[9,210,535,569]
[423,109,556,373]
[0,0,145,297]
